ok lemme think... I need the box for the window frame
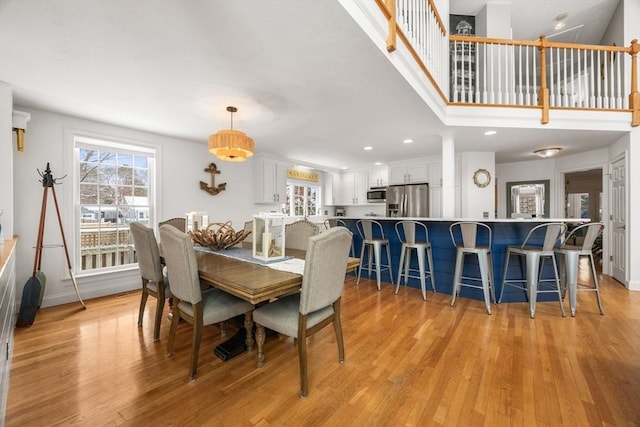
[71,133,158,276]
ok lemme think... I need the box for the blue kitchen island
[335,217,587,303]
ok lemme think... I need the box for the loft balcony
[341,0,639,129]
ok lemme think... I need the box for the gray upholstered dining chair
[284,219,318,251]
[159,225,254,381]
[158,217,186,233]
[253,226,353,398]
[130,222,171,341]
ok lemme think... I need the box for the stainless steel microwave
[366,187,387,203]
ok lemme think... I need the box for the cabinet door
[274,161,288,203]
[406,163,429,183]
[368,167,388,187]
[388,165,407,185]
[324,171,341,205]
[354,170,368,205]
[253,158,288,203]
[340,172,356,205]
[253,158,277,203]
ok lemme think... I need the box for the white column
[440,132,455,218]
[0,82,14,241]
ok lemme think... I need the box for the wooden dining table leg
[244,311,254,351]
[256,324,266,367]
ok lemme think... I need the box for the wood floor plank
[5,273,640,426]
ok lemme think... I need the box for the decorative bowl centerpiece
[189,221,251,250]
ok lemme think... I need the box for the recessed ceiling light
[484,130,497,136]
[374,162,382,166]
[554,22,566,30]
[341,166,348,170]
[403,139,413,144]
[364,146,373,151]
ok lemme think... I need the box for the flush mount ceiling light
[534,147,562,158]
[208,106,254,162]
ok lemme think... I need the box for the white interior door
[610,156,626,285]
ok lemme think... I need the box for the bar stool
[395,220,436,300]
[449,222,495,315]
[556,222,604,316]
[325,219,355,257]
[356,219,393,291]
[499,222,567,318]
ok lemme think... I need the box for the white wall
[460,151,495,218]
[13,107,257,307]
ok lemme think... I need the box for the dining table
[194,244,360,351]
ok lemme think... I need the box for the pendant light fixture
[208,106,254,162]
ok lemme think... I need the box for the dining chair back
[253,226,353,397]
[158,217,186,233]
[285,219,318,251]
[160,225,254,381]
[130,222,171,340]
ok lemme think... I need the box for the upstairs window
[74,136,155,272]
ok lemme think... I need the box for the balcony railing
[376,0,639,126]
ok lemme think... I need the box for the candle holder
[252,213,285,261]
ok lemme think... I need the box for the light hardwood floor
[6,270,640,426]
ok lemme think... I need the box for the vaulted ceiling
[0,0,626,170]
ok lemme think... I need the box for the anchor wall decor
[199,163,227,196]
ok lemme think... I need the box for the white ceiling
[0,0,625,170]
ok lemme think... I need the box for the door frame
[556,161,609,275]
[609,152,628,286]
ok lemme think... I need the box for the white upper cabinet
[253,156,289,204]
[339,170,368,205]
[368,166,388,187]
[324,171,341,206]
[388,162,429,185]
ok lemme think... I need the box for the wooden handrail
[386,0,397,52]
[427,0,446,36]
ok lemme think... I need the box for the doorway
[564,168,603,270]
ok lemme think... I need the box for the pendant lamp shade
[208,106,254,162]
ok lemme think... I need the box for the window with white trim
[75,136,155,272]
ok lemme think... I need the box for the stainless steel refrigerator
[386,183,429,217]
